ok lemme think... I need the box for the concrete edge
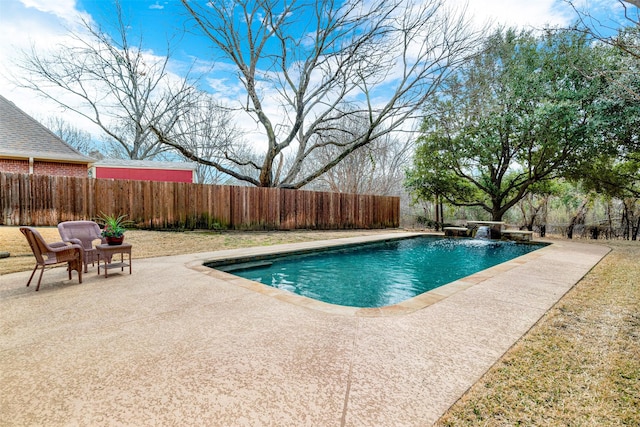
[184,233,565,317]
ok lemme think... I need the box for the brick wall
[0,159,88,177]
[33,161,88,177]
[0,159,29,174]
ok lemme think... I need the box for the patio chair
[58,220,107,272]
[19,227,83,291]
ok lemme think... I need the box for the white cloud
[19,0,93,27]
[0,0,173,140]
[149,2,164,10]
[19,0,77,18]
[0,1,102,135]
[451,0,573,30]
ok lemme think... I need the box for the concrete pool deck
[0,233,609,426]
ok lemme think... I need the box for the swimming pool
[208,236,546,308]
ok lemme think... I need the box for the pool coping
[186,232,553,317]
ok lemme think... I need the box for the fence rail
[0,173,399,230]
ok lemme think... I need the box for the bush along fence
[0,173,400,230]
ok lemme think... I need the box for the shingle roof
[0,94,94,164]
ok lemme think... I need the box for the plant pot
[106,236,124,246]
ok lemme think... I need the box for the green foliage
[406,27,609,221]
[95,212,133,238]
[404,142,480,205]
[579,155,640,198]
[574,26,640,198]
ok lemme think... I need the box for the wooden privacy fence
[0,173,399,230]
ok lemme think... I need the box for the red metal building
[91,159,197,183]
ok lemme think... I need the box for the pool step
[216,261,274,273]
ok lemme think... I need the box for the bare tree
[305,115,414,195]
[170,95,251,184]
[14,2,197,160]
[43,116,97,156]
[308,139,413,195]
[566,0,639,60]
[152,0,481,188]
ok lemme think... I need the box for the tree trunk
[435,194,440,231]
[606,199,614,239]
[622,203,630,240]
[526,208,540,231]
[567,200,588,239]
[490,200,508,222]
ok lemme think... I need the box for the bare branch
[150,125,261,186]
[13,2,198,160]
[172,0,483,187]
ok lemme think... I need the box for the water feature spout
[475,226,491,239]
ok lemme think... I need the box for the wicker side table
[96,243,132,278]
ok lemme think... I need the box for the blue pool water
[213,237,545,308]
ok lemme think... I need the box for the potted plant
[96,213,133,245]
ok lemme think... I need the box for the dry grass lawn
[437,240,640,426]
[1,226,638,424]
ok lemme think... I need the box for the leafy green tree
[573,26,640,238]
[406,28,607,221]
[579,28,640,197]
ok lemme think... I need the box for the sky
[0,0,634,146]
